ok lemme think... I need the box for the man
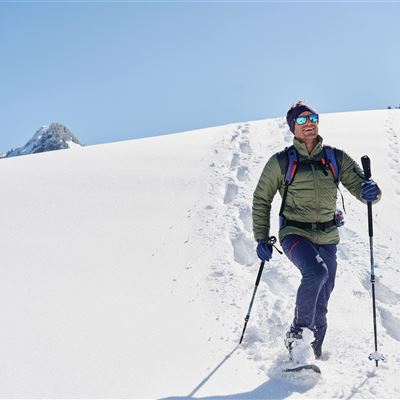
[252,101,381,360]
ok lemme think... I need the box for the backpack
[276,145,345,221]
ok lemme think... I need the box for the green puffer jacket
[252,136,365,244]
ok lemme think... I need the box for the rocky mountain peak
[6,123,82,158]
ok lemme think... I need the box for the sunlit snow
[1,109,399,398]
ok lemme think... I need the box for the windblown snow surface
[1,109,400,399]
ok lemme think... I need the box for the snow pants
[281,234,337,349]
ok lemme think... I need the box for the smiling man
[252,101,382,362]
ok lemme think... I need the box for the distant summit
[6,123,82,158]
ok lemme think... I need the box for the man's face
[294,111,319,141]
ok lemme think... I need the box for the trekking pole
[361,155,385,367]
[239,236,278,345]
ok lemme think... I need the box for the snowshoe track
[191,113,400,399]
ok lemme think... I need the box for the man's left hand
[361,180,382,204]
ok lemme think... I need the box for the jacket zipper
[310,163,320,223]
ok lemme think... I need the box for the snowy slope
[0,109,399,398]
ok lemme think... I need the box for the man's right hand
[257,239,273,261]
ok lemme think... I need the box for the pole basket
[369,351,385,363]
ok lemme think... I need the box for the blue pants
[281,234,337,349]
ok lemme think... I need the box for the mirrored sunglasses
[296,114,319,125]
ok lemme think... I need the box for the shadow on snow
[161,345,319,400]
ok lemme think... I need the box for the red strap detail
[328,161,337,178]
[289,240,300,254]
[291,160,298,179]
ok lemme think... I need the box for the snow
[66,140,82,149]
[1,109,400,398]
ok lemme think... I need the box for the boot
[284,326,303,360]
[311,340,322,359]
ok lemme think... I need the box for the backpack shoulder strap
[276,147,288,175]
[323,146,347,213]
[285,146,299,185]
[276,145,298,185]
[323,145,342,183]
[333,147,343,174]
[277,145,298,219]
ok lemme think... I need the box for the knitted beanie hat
[286,100,318,134]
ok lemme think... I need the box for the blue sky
[1,1,400,152]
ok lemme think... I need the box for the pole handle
[361,156,374,236]
[361,155,372,180]
[254,261,265,286]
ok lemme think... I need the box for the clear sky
[1,1,400,152]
